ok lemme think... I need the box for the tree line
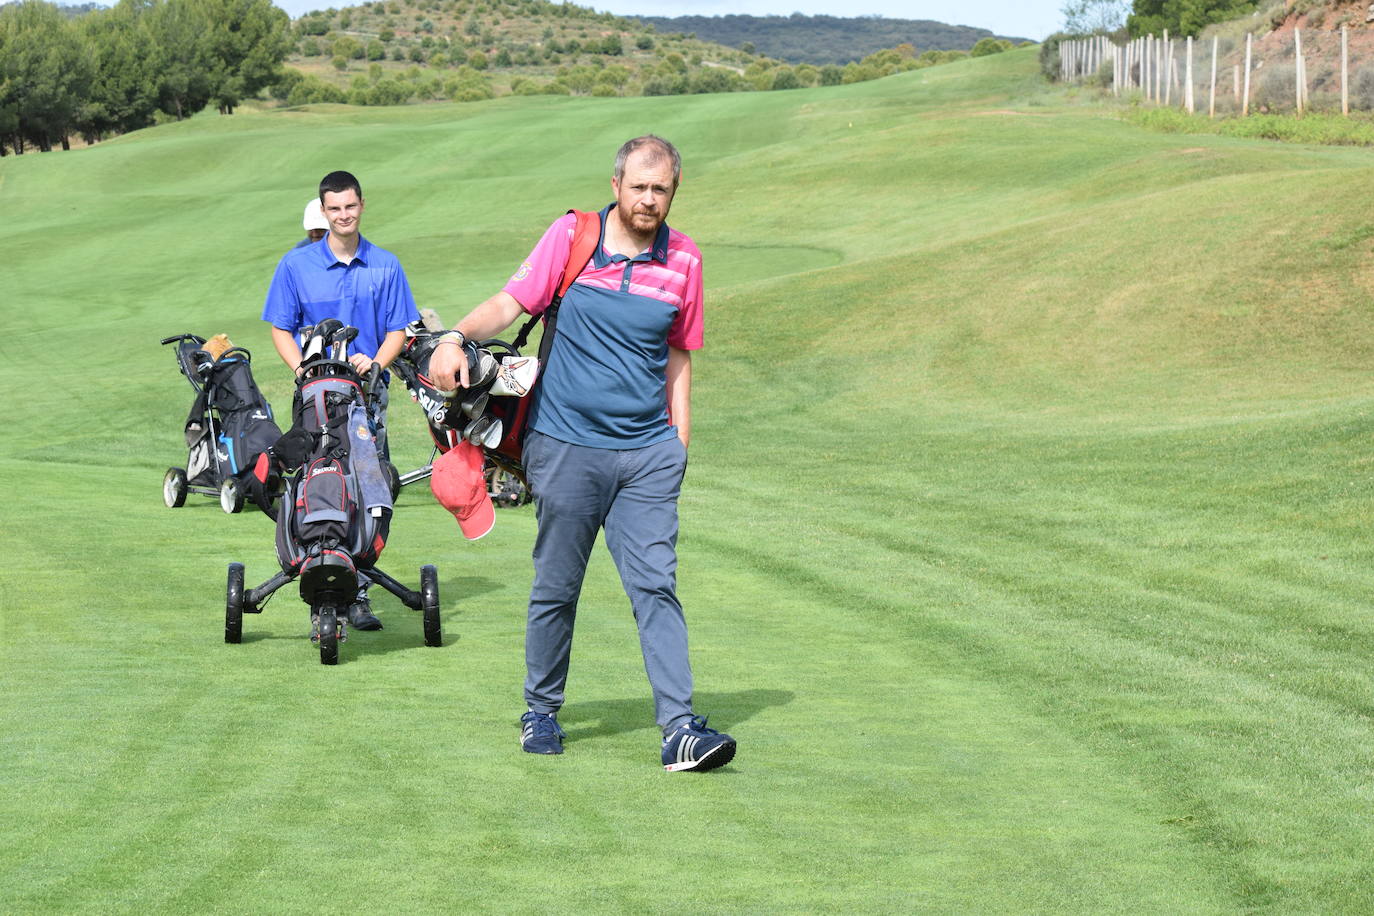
[0,0,290,154]
[633,13,1029,66]
[1058,0,1260,39]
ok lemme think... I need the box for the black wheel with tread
[220,477,244,514]
[225,563,244,644]
[318,606,339,665]
[164,467,188,508]
[420,564,441,647]
[383,460,401,502]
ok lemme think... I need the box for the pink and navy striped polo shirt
[502,204,703,449]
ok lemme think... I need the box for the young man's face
[320,189,364,240]
[611,151,676,239]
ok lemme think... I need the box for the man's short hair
[613,136,681,189]
[319,170,362,201]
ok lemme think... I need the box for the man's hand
[429,292,528,393]
[427,338,470,395]
[349,353,376,375]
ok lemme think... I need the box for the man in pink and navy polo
[428,135,736,772]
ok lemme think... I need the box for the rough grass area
[7,47,1374,911]
[1125,104,1374,145]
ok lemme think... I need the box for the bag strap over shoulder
[511,209,600,353]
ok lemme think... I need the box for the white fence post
[1209,35,1218,118]
[1342,25,1350,116]
[1185,36,1194,114]
[1243,33,1252,116]
[1295,28,1305,115]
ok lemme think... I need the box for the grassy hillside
[634,12,1031,65]
[7,46,1374,910]
[278,0,764,99]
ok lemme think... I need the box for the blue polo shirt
[262,234,419,360]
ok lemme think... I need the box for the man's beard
[621,206,662,237]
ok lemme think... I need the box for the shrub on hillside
[819,64,842,86]
[1039,32,1069,82]
[970,37,1012,57]
[842,62,878,84]
[1253,63,1296,112]
[688,67,741,93]
[286,76,347,105]
[1353,65,1374,111]
[771,66,800,90]
[271,68,304,100]
[642,74,687,95]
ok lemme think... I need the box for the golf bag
[269,321,392,601]
[160,333,283,513]
[229,320,442,665]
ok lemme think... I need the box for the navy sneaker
[520,711,565,755]
[661,715,736,772]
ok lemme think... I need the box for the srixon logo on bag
[297,457,353,546]
[415,387,449,422]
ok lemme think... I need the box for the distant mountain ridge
[632,13,1031,66]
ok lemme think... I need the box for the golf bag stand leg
[245,569,295,613]
[360,565,421,609]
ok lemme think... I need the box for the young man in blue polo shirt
[428,136,736,772]
[261,170,421,631]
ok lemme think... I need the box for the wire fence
[1059,25,1360,117]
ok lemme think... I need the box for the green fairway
[9,46,1374,911]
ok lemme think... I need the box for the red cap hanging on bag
[430,440,495,540]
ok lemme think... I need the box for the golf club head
[467,346,499,389]
[490,355,539,398]
[302,329,326,363]
[463,415,504,449]
[459,388,490,421]
[313,317,344,343]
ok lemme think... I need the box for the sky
[269,0,1065,42]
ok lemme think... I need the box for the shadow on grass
[561,688,794,742]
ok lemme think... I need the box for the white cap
[303,198,329,231]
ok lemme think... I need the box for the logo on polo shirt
[512,261,532,282]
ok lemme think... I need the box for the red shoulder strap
[556,209,601,300]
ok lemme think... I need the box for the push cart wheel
[163,468,188,508]
[220,477,244,514]
[225,563,244,644]
[317,606,339,665]
[383,460,401,502]
[420,564,441,647]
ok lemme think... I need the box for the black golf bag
[160,333,283,513]
[273,349,393,602]
[228,319,441,665]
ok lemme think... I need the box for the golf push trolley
[224,319,441,665]
[159,333,283,514]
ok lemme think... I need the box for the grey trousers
[522,429,694,731]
